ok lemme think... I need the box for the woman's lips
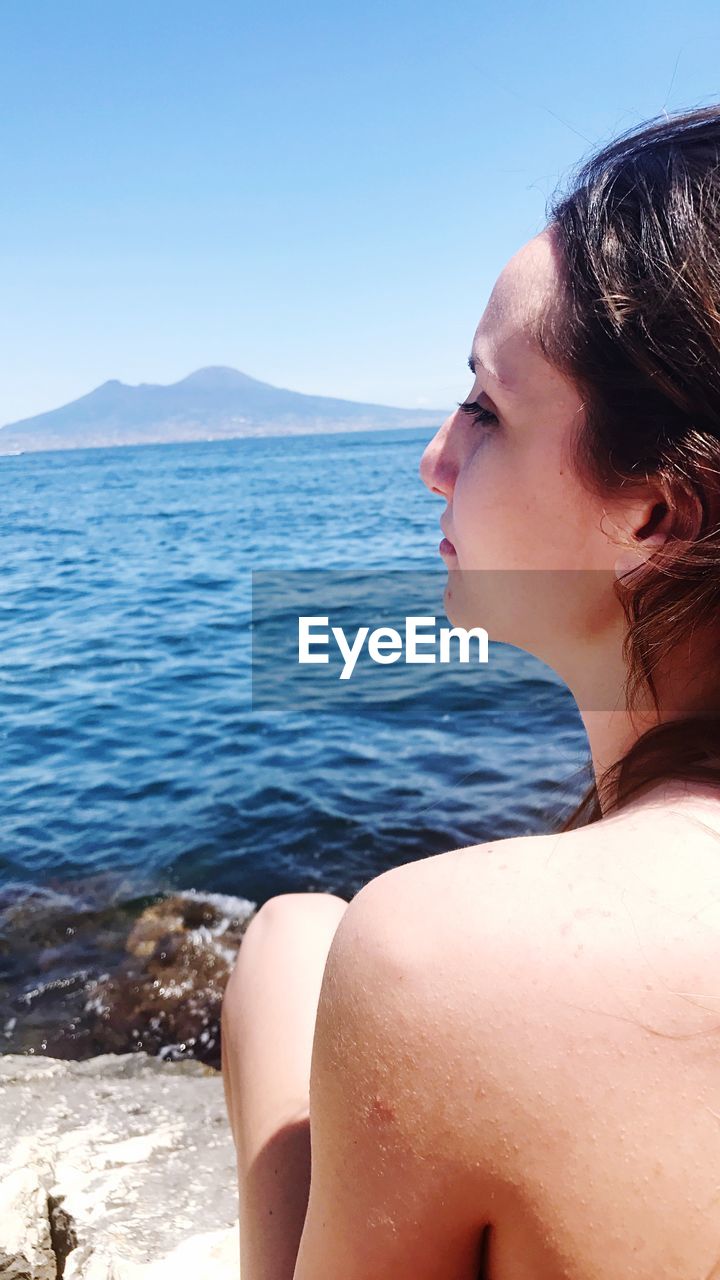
[439,537,457,558]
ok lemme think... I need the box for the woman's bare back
[388,786,720,1279]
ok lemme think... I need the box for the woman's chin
[443,575,495,634]
[442,588,542,654]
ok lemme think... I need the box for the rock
[0,1158,56,1279]
[80,891,255,1068]
[1,885,256,1065]
[0,1053,240,1279]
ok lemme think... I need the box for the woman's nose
[419,412,457,497]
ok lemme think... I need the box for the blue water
[0,427,591,1050]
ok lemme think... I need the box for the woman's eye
[456,398,499,428]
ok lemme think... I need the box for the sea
[0,426,591,1058]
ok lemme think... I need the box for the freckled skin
[368,1095,396,1124]
[382,802,720,1278]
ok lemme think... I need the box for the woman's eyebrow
[467,352,513,392]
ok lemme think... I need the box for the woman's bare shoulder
[351,798,720,1067]
[351,821,602,963]
[345,804,720,1277]
[361,795,720,949]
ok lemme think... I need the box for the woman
[222,105,720,1278]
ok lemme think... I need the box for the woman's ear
[612,497,674,582]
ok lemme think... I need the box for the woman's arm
[221,891,349,1280]
[293,867,494,1280]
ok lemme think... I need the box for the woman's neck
[565,627,720,817]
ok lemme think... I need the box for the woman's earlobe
[613,501,673,581]
[636,500,670,542]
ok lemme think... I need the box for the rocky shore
[2,889,257,1065]
[0,1051,240,1279]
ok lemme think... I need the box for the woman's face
[419,228,631,668]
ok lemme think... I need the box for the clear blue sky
[1,0,719,425]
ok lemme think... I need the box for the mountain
[0,366,448,454]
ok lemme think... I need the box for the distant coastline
[0,419,437,460]
[0,365,447,456]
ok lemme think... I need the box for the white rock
[0,1158,56,1280]
[0,1054,240,1279]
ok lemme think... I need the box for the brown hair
[534,104,720,827]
